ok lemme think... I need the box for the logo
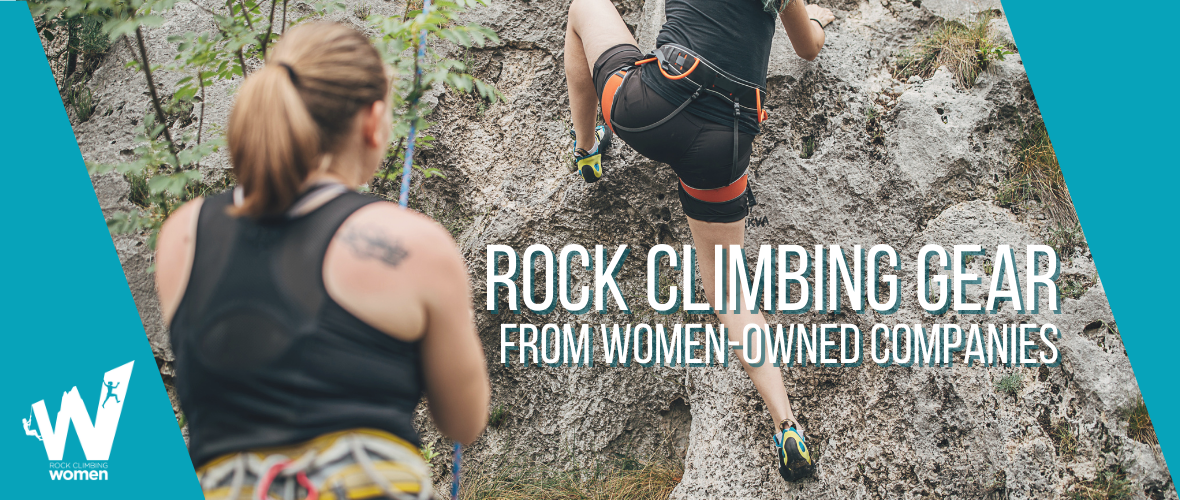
[22,361,133,463]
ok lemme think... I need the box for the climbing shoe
[571,124,612,183]
[775,426,815,482]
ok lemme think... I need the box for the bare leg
[564,0,636,151]
[687,217,802,434]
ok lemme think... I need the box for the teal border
[0,4,202,498]
[1004,0,1177,476]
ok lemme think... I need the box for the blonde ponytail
[227,23,388,218]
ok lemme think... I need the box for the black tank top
[170,189,424,468]
[642,0,777,135]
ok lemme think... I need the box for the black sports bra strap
[300,191,382,264]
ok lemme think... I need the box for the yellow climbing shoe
[775,426,815,482]
[572,125,611,183]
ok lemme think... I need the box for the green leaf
[442,28,471,47]
[417,167,445,179]
[104,19,140,40]
[148,170,202,196]
[106,210,156,235]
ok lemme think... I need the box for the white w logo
[25,361,134,460]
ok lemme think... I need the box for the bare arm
[417,230,490,445]
[780,1,834,61]
[325,204,490,445]
[156,198,204,325]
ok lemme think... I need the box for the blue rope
[397,1,465,497]
[398,5,463,498]
[398,0,433,209]
[450,442,462,499]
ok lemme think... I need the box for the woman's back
[169,189,424,468]
[155,22,487,497]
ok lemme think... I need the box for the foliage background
[32,0,498,248]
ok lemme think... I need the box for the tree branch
[196,70,206,146]
[66,18,77,77]
[237,0,255,30]
[133,27,181,169]
[237,47,249,78]
[261,0,277,59]
[225,2,251,78]
[195,70,206,170]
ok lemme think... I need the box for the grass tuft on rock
[68,85,94,122]
[488,404,509,428]
[995,373,1023,401]
[894,12,1014,88]
[459,458,683,500]
[1121,398,1158,445]
[996,122,1079,225]
[1058,273,1095,300]
[1045,221,1086,259]
[1070,465,1133,500]
[1054,422,1077,459]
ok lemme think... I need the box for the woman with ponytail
[154,22,489,500]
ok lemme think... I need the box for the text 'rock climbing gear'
[572,124,612,183]
[197,429,432,500]
[601,43,767,204]
[774,426,815,482]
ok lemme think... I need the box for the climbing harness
[774,426,815,482]
[197,429,432,500]
[602,44,769,205]
[394,0,464,495]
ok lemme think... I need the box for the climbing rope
[397,0,432,209]
[451,442,462,500]
[394,1,465,498]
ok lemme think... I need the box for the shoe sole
[579,162,601,183]
[571,125,611,183]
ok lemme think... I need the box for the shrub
[38,10,111,83]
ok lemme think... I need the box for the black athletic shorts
[592,43,755,223]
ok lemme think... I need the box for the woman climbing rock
[154,22,489,499]
[563,0,835,482]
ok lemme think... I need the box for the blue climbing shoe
[571,124,611,183]
[775,426,815,482]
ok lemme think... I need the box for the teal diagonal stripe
[1003,0,1179,478]
[0,4,202,498]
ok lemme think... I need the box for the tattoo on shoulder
[339,224,409,268]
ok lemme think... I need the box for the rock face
[63,0,1175,498]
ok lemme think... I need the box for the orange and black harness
[602,43,769,204]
